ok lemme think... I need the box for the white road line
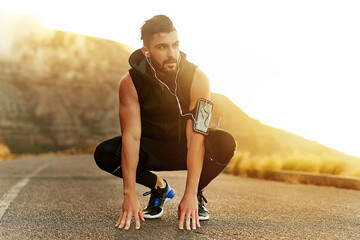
[0,163,48,221]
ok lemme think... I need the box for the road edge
[269,170,360,190]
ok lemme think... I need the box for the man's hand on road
[115,193,145,230]
[178,193,201,230]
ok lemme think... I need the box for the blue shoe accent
[143,179,175,219]
[166,188,175,199]
[154,198,159,206]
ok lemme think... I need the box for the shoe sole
[198,215,210,221]
[143,188,175,219]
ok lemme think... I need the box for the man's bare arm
[114,72,144,230]
[178,68,210,230]
[118,73,141,197]
[185,68,210,197]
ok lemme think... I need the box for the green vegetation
[227,150,360,179]
[0,137,11,160]
[210,93,360,179]
[2,138,56,154]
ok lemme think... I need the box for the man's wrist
[123,188,137,196]
[184,189,198,196]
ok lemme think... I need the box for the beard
[150,56,178,76]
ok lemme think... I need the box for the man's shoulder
[120,71,137,89]
[119,72,138,101]
[189,67,210,103]
[193,68,210,87]
[120,71,132,83]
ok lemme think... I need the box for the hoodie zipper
[161,87,168,133]
[178,114,181,144]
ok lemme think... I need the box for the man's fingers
[191,211,196,230]
[185,212,191,231]
[118,212,127,229]
[115,212,123,227]
[139,208,145,222]
[124,213,132,230]
[196,214,201,228]
[178,211,185,230]
[134,213,141,230]
[194,209,200,228]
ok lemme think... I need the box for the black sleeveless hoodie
[128,49,197,143]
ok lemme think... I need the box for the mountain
[0,28,131,153]
[0,26,359,166]
[211,93,360,164]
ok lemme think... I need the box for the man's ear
[141,47,148,57]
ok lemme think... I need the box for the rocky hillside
[211,93,360,163]
[0,28,131,153]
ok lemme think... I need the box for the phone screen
[193,98,213,135]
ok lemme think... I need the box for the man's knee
[93,141,118,171]
[206,129,236,164]
[93,136,122,172]
[93,142,107,171]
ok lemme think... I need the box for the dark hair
[141,15,176,46]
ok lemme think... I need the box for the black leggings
[94,128,236,191]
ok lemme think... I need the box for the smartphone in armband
[193,98,213,135]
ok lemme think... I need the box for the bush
[0,137,11,160]
[228,150,359,179]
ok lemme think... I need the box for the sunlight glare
[1,0,360,157]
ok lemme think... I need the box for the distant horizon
[1,0,359,158]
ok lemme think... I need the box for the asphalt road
[0,154,359,240]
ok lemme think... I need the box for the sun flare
[1,0,360,157]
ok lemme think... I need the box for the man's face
[147,31,180,76]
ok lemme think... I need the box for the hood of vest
[127,49,196,142]
[128,49,189,82]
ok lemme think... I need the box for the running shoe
[142,179,175,219]
[198,190,209,220]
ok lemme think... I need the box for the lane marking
[0,163,48,221]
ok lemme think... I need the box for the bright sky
[1,0,360,157]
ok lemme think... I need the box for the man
[94,15,236,231]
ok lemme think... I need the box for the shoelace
[197,191,208,205]
[143,188,163,207]
[142,190,152,197]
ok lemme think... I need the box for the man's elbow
[186,132,205,149]
[122,131,141,145]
